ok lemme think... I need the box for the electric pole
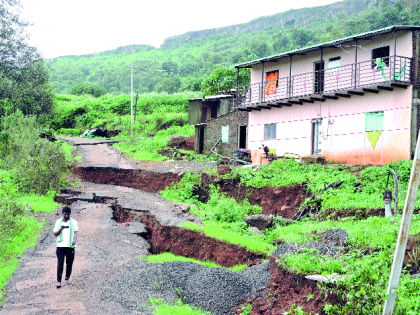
[129,61,134,138]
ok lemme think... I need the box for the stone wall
[188,99,202,125]
[201,110,248,156]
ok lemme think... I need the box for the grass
[0,215,42,302]
[150,298,212,315]
[142,252,248,271]
[159,159,420,314]
[180,221,275,254]
[59,140,81,162]
[17,192,60,213]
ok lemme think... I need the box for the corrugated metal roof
[234,25,420,68]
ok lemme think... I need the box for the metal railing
[236,55,412,108]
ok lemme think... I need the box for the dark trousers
[56,247,75,282]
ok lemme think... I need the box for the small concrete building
[188,94,248,156]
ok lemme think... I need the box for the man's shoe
[56,282,61,288]
[65,278,71,285]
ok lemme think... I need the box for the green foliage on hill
[45,0,420,95]
[50,91,197,134]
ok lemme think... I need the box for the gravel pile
[100,259,271,315]
[272,241,340,257]
[319,229,349,246]
[272,229,349,257]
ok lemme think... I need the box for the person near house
[53,206,79,288]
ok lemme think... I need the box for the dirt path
[0,137,202,315]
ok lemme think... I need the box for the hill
[45,0,420,95]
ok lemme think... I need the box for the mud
[200,173,310,218]
[233,256,340,315]
[73,166,181,193]
[139,213,264,268]
[404,233,420,275]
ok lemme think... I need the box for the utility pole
[129,61,134,139]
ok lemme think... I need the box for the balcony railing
[236,55,412,108]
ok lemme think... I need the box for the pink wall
[246,30,414,165]
[250,30,413,92]
[248,86,413,165]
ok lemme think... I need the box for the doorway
[198,126,205,154]
[312,119,322,154]
[314,61,325,94]
[238,125,247,149]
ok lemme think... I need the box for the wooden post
[382,132,420,314]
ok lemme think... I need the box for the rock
[274,217,294,226]
[319,229,349,247]
[184,135,195,151]
[167,136,187,148]
[181,204,190,213]
[217,165,231,175]
[244,214,274,231]
[187,216,195,221]
[127,221,147,234]
[305,274,344,284]
[248,227,263,235]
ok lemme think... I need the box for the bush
[0,111,70,194]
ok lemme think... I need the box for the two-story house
[235,25,420,165]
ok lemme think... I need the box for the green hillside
[45,0,420,95]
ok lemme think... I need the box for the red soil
[201,173,310,218]
[73,166,180,193]
[233,256,341,315]
[140,213,264,267]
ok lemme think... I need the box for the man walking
[53,206,79,288]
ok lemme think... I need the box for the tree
[0,0,53,117]
[201,67,250,96]
[70,84,107,97]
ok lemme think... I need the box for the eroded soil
[3,137,419,315]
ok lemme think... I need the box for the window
[265,71,279,95]
[365,111,384,149]
[328,57,341,73]
[264,123,276,140]
[372,46,390,68]
[365,111,384,132]
[221,126,229,143]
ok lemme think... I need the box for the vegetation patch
[142,252,248,271]
[150,298,211,315]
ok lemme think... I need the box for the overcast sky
[20,0,342,59]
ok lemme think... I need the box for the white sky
[20,0,342,59]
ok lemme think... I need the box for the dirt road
[0,138,206,315]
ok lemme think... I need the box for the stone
[182,205,190,213]
[187,216,195,221]
[167,136,187,148]
[217,165,231,175]
[248,226,263,235]
[127,221,147,234]
[305,274,344,284]
[244,214,274,230]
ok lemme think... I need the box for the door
[314,61,324,94]
[312,119,322,154]
[238,125,247,149]
[198,126,205,154]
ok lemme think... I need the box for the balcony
[236,55,412,111]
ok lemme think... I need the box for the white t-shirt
[53,218,79,247]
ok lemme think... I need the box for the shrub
[0,111,70,194]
